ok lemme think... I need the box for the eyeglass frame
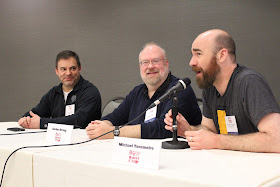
[139,58,167,66]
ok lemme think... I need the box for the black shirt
[23,76,101,129]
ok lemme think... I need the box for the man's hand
[18,116,31,128]
[18,111,40,129]
[86,120,114,139]
[164,109,192,137]
[185,129,219,150]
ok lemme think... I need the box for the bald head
[194,29,236,61]
[139,42,167,61]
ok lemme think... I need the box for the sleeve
[141,85,202,139]
[240,74,280,127]
[101,91,134,126]
[40,86,101,129]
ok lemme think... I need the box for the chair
[197,98,203,112]
[101,96,125,117]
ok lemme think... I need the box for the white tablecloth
[32,139,280,187]
[0,122,89,187]
[1,122,280,187]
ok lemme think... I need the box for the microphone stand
[162,93,189,149]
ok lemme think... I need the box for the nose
[189,56,197,67]
[66,69,71,75]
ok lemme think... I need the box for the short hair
[139,42,167,60]
[214,34,236,61]
[55,50,81,68]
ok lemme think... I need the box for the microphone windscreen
[182,77,191,86]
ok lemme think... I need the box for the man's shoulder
[77,76,100,92]
[234,65,263,80]
[169,74,180,84]
[48,84,62,93]
[233,65,267,88]
[130,83,146,93]
[39,84,62,100]
[80,78,95,88]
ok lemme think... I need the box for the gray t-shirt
[203,64,280,134]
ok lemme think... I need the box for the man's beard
[193,57,220,89]
[142,65,169,86]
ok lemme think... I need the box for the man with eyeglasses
[86,42,202,139]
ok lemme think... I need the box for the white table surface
[0,122,89,187]
[1,122,280,187]
[32,139,280,187]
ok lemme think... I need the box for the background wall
[0,0,279,121]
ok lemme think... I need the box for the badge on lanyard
[65,104,75,116]
[144,105,157,123]
[225,116,238,135]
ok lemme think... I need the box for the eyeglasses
[139,58,166,66]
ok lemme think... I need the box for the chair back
[101,97,125,117]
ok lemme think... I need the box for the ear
[216,48,228,63]
[55,68,58,76]
[165,60,169,67]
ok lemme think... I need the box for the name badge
[144,105,157,123]
[46,123,74,144]
[112,137,161,170]
[225,116,238,135]
[65,104,75,116]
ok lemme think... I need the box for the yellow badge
[217,110,227,134]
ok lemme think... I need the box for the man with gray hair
[86,42,202,139]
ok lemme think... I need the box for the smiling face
[55,57,81,92]
[139,45,169,88]
[189,32,220,89]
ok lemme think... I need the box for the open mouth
[192,67,202,76]
[195,70,201,75]
[147,72,158,75]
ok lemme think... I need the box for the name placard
[112,137,161,170]
[46,123,74,144]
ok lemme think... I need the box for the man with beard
[18,50,101,129]
[86,42,202,139]
[164,29,280,152]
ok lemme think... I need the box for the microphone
[147,77,191,109]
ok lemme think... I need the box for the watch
[113,126,120,136]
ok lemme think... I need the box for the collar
[216,64,241,98]
[56,75,84,93]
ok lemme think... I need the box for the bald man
[165,29,280,153]
[86,42,202,139]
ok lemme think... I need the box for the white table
[0,122,88,187]
[32,139,280,187]
[1,122,280,187]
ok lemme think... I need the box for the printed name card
[112,137,161,170]
[46,123,74,144]
[225,116,239,135]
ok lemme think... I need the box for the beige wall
[0,0,279,121]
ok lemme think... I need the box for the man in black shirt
[18,50,101,129]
